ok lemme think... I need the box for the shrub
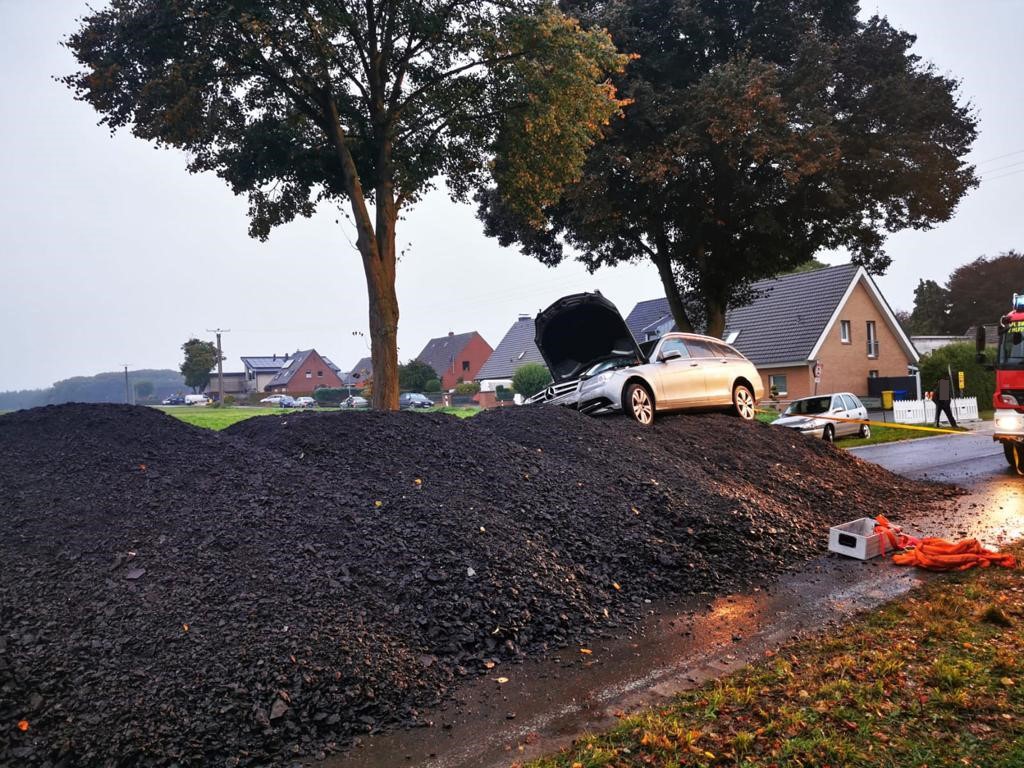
[424,378,442,393]
[223,394,236,406]
[511,363,552,398]
[454,381,480,395]
[919,342,995,406]
[314,387,347,405]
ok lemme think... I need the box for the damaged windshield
[785,396,832,416]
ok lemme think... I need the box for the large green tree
[398,359,438,390]
[64,1,629,409]
[946,251,1024,334]
[180,338,219,393]
[907,278,952,335]
[480,0,978,336]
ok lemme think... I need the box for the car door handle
[689,362,699,367]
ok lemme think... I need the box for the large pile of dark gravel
[0,404,956,766]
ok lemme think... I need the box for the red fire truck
[979,293,1024,471]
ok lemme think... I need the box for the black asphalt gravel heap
[0,404,957,766]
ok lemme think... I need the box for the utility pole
[123,364,130,405]
[207,329,230,404]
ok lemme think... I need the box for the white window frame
[866,321,878,358]
[840,320,851,344]
[768,374,788,397]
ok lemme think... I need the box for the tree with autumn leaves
[481,0,979,337]
[63,0,629,409]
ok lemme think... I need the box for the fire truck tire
[1005,443,1022,469]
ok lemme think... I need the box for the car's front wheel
[732,384,756,421]
[823,424,835,442]
[624,382,655,426]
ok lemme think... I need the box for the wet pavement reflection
[322,431,1023,768]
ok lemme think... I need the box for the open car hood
[534,292,644,382]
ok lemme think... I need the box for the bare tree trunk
[651,244,694,333]
[325,99,401,410]
[705,302,726,339]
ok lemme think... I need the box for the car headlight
[590,371,615,384]
[1001,392,1019,406]
[995,413,1024,431]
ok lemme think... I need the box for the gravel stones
[0,404,956,766]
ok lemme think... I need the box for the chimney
[518,313,531,321]
[448,331,454,336]
[273,353,276,360]
[284,352,289,360]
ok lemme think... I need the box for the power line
[982,167,1024,183]
[973,148,1024,167]
[979,159,1024,178]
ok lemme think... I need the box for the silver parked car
[529,292,764,425]
[772,392,870,442]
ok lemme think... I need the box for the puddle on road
[322,478,1023,768]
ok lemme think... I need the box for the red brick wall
[271,350,345,395]
[439,333,494,389]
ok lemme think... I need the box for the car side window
[684,339,718,359]
[659,338,690,359]
[710,342,743,359]
[831,396,844,411]
[841,394,859,411]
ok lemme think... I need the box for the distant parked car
[277,396,298,408]
[399,392,433,409]
[184,394,210,406]
[772,392,869,442]
[294,396,316,408]
[341,395,369,409]
[161,395,185,405]
[260,395,286,404]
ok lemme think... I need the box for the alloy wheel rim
[736,389,754,420]
[631,388,653,424]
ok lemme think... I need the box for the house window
[866,321,878,358]
[317,370,324,377]
[305,370,312,379]
[840,320,851,344]
[462,360,470,371]
[869,370,879,378]
[768,374,788,397]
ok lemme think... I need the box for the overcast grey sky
[1,0,1022,392]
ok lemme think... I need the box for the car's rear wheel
[859,423,871,439]
[823,424,835,443]
[732,384,756,421]
[625,382,655,426]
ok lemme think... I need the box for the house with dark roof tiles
[474,315,547,386]
[625,264,917,400]
[415,331,493,389]
[342,357,373,388]
[263,349,345,395]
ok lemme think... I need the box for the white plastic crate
[828,517,884,560]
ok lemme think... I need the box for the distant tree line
[903,251,1024,335]
[0,370,186,411]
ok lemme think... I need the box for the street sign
[813,361,822,383]
[958,370,965,390]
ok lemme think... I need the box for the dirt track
[0,404,957,766]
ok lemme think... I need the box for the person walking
[934,372,958,428]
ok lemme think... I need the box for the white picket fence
[891,397,980,425]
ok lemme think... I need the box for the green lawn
[158,404,481,430]
[156,406,294,430]
[757,408,961,448]
[527,543,1024,768]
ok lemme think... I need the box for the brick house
[625,264,918,400]
[263,349,345,395]
[415,331,493,389]
[242,352,343,394]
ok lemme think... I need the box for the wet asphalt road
[324,426,1024,768]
